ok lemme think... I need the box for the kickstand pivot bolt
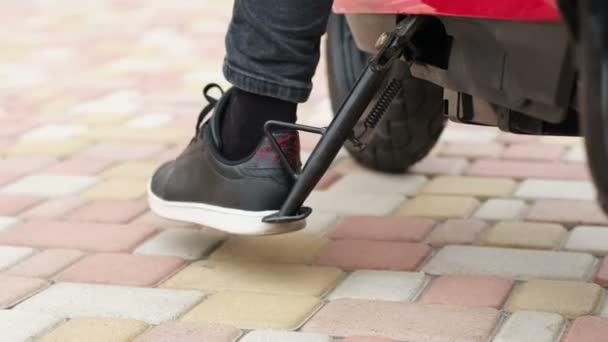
[375,32,389,50]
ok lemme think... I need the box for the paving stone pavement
[2,1,608,341]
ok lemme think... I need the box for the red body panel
[333,0,561,21]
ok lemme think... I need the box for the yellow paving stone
[506,280,602,318]
[83,178,147,200]
[162,260,342,297]
[399,195,480,219]
[421,176,516,197]
[5,139,89,158]
[40,317,147,342]
[88,127,189,144]
[181,291,321,330]
[102,161,158,179]
[210,233,329,264]
[480,221,567,249]
[81,112,134,127]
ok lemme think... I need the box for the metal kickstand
[262,16,426,225]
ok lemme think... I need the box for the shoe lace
[194,83,224,136]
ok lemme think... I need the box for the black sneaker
[147,84,305,235]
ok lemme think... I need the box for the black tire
[325,14,446,173]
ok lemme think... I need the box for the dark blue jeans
[223,0,333,103]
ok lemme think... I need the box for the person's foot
[148,84,305,235]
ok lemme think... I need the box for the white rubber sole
[147,182,306,235]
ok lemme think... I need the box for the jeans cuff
[223,61,311,103]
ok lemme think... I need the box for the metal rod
[277,62,392,216]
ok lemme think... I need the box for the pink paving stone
[76,143,167,161]
[44,158,116,175]
[496,132,540,143]
[0,221,157,252]
[466,159,589,180]
[315,170,342,190]
[302,299,500,341]
[0,173,20,187]
[417,275,514,309]
[527,199,608,225]
[315,240,431,271]
[0,274,48,308]
[329,216,435,243]
[66,199,148,224]
[440,142,504,159]
[594,257,608,287]
[502,143,565,161]
[562,316,608,342]
[331,158,368,175]
[426,219,488,247]
[300,131,321,150]
[133,321,241,342]
[5,249,84,278]
[344,337,395,342]
[0,157,54,174]
[56,253,184,287]
[20,197,89,220]
[410,157,468,176]
[0,195,43,216]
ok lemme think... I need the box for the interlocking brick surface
[240,331,332,342]
[18,282,203,324]
[329,172,427,196]
[181,291,320,330]
[162,260,342,297]
[76,143,166,161]
[426,219,487,247]
[6,140,89,158]
[515,179,595,200]
[493,311,565,342]
[467,159,589,180]
[399,195,480,219]
[0,195,43,215]
[421,176,516,197]
[328,270,427,302]
[506,280,601,318]
[1,174,98,197]
[210,233,328,264]
[0,221,156,252]
[502,143,565,161]
[440,142,503,158]
[134,228,224,260]
[44,158,115,175]
[66,199,147,223]
[563,316,608,342]
[480,221,567,249]
[0,274,48,308]
[565,226,608,255]
[418,275,513,308]
[527,199,608,225]
[134,321,241,342]
[6,249,83,278]
[329,216,434,242]
[102,161,158,179]
[0,246,34,270]
[410,157,468,175]
[343,337,395,342]
[83,178,147,200]
[0,310,63,342]
[302,299,499,341]
[0,216,18,231]
[20,197,88,220]
[316,240,431,271]
[56,253,184,286]
[305,191,405,216]
[473,199,527,220]
[40,317,147,342]
[595,257,608,286]
[423,246,595,280]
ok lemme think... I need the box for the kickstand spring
[262,16,425,224]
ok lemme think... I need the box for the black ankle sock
[220,87,297,160]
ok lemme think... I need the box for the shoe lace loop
[195,83,224,136]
